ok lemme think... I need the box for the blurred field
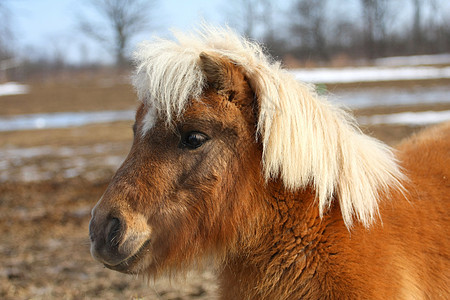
[1,80,449,299]
[0,81,137,117]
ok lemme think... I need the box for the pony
[89,26,450,299]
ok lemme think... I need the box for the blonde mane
[132,25,405,228]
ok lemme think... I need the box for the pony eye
[181,131,209,149]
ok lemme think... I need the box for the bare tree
[224,0,286,59]
[224,0,260,38]
[290,0,329,61]
[430,0,450,53]
[360,0,390,59]
[410,0,446,53]
[258,0,287,59]
[221,0,450,63]
[411,0,424,50]
[78,0,157,68]
[241,0,256,38]
[0,0,13,61]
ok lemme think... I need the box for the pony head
[89,25,404,275]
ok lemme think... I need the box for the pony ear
[199,52,226,90]
[199,52,242,101]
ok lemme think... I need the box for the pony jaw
[102,239,153,274]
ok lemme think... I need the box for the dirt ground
[1,81,448,299]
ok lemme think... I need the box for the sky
[7,0,225,64]
[5,0,450,65]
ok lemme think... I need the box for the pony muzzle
[89,205,152,271]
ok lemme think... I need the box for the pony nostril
[107,217,121,247]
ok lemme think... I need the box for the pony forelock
[131,25,405,228]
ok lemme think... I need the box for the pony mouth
[104,239,152,273]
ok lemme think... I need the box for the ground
[1,79,449,299]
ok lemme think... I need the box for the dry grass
[0,82,137,117]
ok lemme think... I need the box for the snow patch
[358,110,450,126]
[0,82,29,96]
[290,66,450,84]
[330,85,450,108]
[375,54,450,66]
[0,110,135,132]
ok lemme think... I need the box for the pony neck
[221,181,344,299]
